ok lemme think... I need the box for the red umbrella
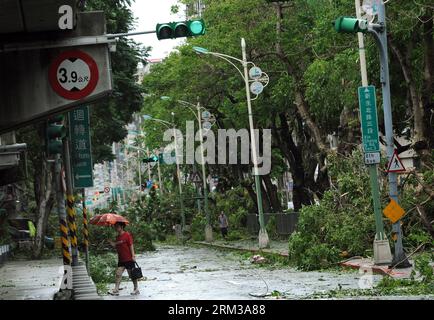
[89,213,129,226]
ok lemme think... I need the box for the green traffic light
[333,16,368,33]
[156,19,206,40]
[188,20,205,36]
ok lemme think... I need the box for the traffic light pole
[368,1,410,267]
[355,0,392,265]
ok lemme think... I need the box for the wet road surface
[0,258,62,300]
[103,245,381,300]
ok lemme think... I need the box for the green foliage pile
[89,252,117,293]
[288,150,433,271]
[288,150,376,270]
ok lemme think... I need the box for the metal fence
[246,213,299,236]
[0,244,11,265]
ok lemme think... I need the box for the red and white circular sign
[49,50,99,100]
[104,187,110,194]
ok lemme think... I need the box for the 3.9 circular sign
[49,50,99,100]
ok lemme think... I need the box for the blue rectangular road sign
[68,106,94,189]
[358,86,380,153]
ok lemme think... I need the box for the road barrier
[246,212,299,236]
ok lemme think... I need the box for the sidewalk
[0,258,63,300]
[193,240,429,280]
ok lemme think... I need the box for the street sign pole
[358,85,391,264]
[368,1,410,267]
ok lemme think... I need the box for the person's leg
[126,268,139,294]
[114,266,125,291]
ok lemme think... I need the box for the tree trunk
[262,174,282,213]
[271,113,315,212]
[243,180,258,213]
[389,41,427,147]
[422,8,434,149]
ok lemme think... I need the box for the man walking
[218,211,229,240]
[108,222,140,296]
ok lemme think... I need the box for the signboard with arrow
[69,106,94,189]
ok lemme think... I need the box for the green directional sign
[68,106,94,189]
[358,86,380,153]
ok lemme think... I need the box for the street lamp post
[193,40,270,248]
[143,115,186,235]
[161,96,213,242]
[171,112,186,234]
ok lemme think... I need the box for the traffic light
[333,17,368,33]
[46,115,66,155]
[156,19,206,40]
[142,155,159,163]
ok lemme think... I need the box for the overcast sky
[129,0,186,60]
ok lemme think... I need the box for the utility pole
[62,129,78,266]
[241,38,269,248]
[54,154,71,267]
[355,0,392,265]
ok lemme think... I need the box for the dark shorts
[118,260,135,270]
[221,227,228,236]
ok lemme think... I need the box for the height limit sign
[358,86,381,165]
[49,50,99,100]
